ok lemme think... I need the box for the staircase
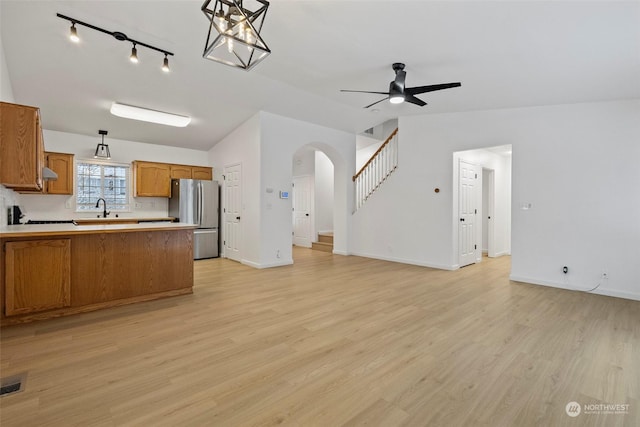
[311,232,333,252]
[353,128,398,210]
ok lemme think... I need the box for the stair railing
[353,128,398,210]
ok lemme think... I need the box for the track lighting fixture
[130,43,139,63]
[69,23,79,43]
[94,130,111,159]
[57,13,173,72]
[162,54,170,72]
[201,0,271,71]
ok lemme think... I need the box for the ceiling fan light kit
[56,13,174,73]
[341,63,462,108]
[201,0,271,71]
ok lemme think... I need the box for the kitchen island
[0,222,196,325]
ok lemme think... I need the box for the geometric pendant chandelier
[201,0,271,71]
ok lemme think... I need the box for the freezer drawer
[194,229,218,260]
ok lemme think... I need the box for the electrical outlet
[65,198,72,209]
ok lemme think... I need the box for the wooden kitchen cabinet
[133,161,171,197]
[0,102,45,191]
[170,164,193,179]
[171,164,213,180]
[4,239,71,316]
[45,152,74,195]
[192,166,213,180]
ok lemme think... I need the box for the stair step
[318,232,333,244]
[311,241,333,253]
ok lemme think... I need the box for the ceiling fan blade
[405,82,461,95]
[340,90,390,95]
[363,97,389,109]
[405,94,427,107]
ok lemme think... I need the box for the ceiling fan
[341,63,461,109]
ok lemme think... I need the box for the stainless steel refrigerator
[169,179,219,259]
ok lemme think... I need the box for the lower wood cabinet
[4,239,71,316]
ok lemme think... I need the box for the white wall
[314,151,334,233]
[14,130,210,221]
[0,31,18,227]
[208,113,262,266]
[292,147,315,176]
[0,32,14,102]
[260,111,355,265]
[356,135,383,171]
[211,111,355,269]
[352,100,640,301]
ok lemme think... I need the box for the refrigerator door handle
[198,181,204,226]
[196,181,201,226]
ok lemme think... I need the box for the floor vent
[0,373,27,397]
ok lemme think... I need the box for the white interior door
[223,164,242,262]
[459,160,480,267]
[292,175,312,247]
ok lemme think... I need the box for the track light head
[69,23,80,43]
[162,54,170,72]
[130,44,138,63]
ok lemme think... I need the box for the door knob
[460,218,465,222]
[236,216,241,220]
[305,213,309,217]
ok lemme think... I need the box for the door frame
[483,168,497,258]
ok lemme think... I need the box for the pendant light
[94,130,111,159]
[201,0,271,71]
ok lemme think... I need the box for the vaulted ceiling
[2,1,639,151]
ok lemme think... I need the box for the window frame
[75,159,132,213]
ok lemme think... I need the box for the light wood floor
[1,248,638,426]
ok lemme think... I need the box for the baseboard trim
[332,249,349,256]
[350,251,457,271]
[241,259,294,269]
[509,275,640,301]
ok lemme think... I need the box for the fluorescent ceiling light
[110,103,191,127]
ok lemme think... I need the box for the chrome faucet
[95,198,110,218]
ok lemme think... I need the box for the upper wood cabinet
[45,152,74,195]
[133,161,212,197]
[192,166,213,180]
[170,164,193,179]
[4,239,71,316]
[0,102,45,191]
[133,161,171,197]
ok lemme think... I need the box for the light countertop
[0,222,198,238]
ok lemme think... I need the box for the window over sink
[76,161,130,212]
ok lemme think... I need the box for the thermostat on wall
[279,191,289,199]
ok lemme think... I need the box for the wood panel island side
[0,223,196,326]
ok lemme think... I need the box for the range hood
[43,167,58,180]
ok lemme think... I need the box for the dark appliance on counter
[7,205,24,225]
[169,179,219,259]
